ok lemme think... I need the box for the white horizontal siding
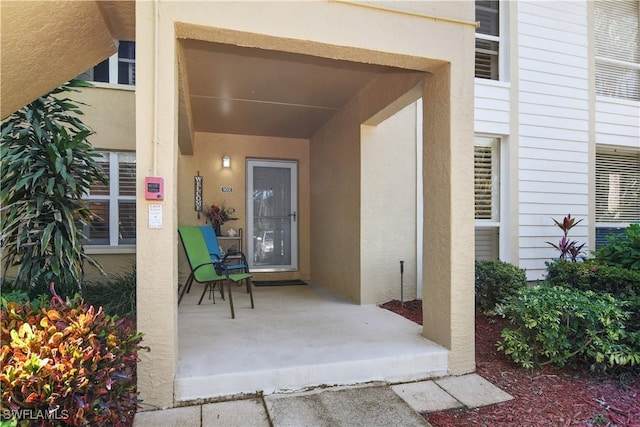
[596,97,640,148]
[518,146,589,162]
[475,80,510,135]
[519,169,587,184]
[519,91,589,110]
[519,158,589,174]
[520,83,588,101]
[517,1,590,280]
[519,180,588,195]
[518,1,587,26]
[519,34,588,59]
[518,126,589,147]
[521,136,587,153]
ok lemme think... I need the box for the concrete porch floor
[176,282,448,402]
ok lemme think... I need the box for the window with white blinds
[475,136,501,260]
[83,152,136,246]
[596,147,640,225]
[595,0,639,101]
[475,1,500,80]
[475,137,500,221]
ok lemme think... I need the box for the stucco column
[136,1,178,409]
[421,64,475,374]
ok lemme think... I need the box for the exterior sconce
[222,155,231,168]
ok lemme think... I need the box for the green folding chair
[178,225,254,318]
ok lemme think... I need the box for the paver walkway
[134,373,513,427]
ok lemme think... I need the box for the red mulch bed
[380,300,640,426]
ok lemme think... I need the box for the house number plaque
[221,186,233,193]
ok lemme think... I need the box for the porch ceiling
[181,39,405,139]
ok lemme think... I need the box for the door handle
[288,211,297,222]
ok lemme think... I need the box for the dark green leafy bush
[475,260,527,312]
[546,260,640,296]
[594,223,640,271]
[83,267,136,318]
[1,80,107,299]
[546,260,640,332]
[0,285,144,426]
[495,285,640,371]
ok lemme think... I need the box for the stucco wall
[177,132,310,283]
[83,254,136,281]
[361,102,418,304]
[73,86,136,152]
[311,72,424,303]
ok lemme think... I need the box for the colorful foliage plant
[0,285,144,426]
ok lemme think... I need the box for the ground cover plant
[495,285,640,371]
[0,284,143,426]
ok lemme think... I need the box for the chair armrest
[194,261,230,278]
[222,251,248,266]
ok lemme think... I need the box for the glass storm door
[247,159,298,272]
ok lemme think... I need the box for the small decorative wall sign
[194,171,203,218]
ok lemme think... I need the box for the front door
[246,159,298,272]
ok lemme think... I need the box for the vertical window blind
[596,147,640,224]
[475,136,501,260]
[474,138,500,221]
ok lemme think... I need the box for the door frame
[246,158,299,272]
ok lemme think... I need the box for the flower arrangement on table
[203,203,238,235]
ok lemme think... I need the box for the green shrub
[594,223,640,271]
[83,267,136,318]
[495,285,640,371]
[0,286,143,426]
[546,260,640,296]
[0,289,49,311]
[475,260,528,312]
[1,80,107,299]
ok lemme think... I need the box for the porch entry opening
[246,159,298,272]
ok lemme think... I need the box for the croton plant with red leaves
[1,284,145,426]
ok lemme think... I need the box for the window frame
[595,146,640,247]
[474,135,505,261]
[83,151,136,250]
[475,1,508,82]
[77,41,135,87]
[594,0,640,101]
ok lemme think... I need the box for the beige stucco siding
[422,63,476,374]
[311,71,425,303]
[361,102,418,304]
[73,86,136,152]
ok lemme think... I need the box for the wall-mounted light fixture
[222,155,231,168]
